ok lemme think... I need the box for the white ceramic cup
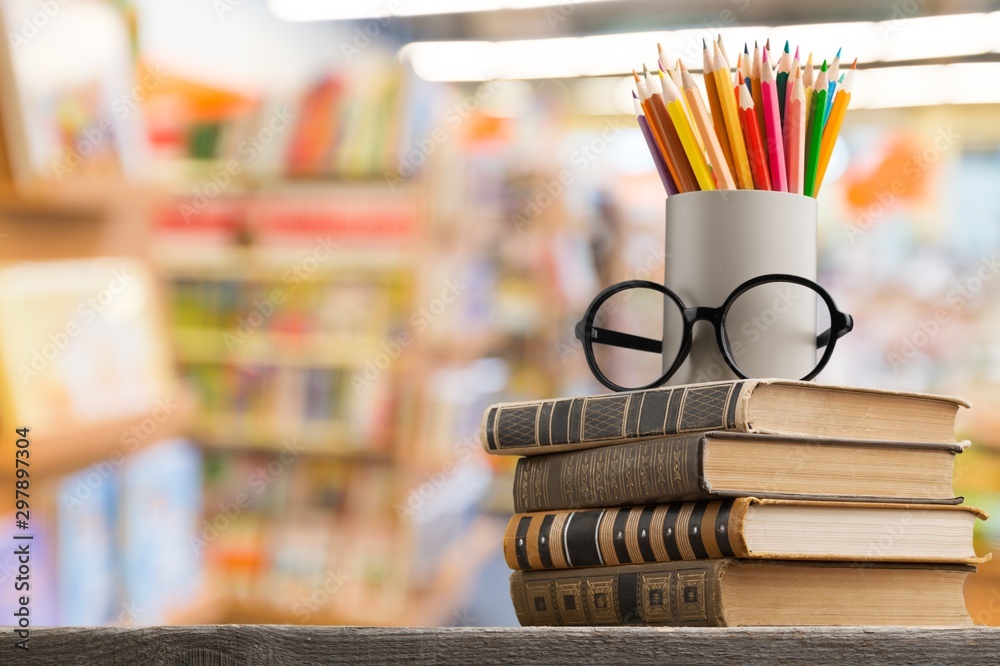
[661,190,817,385]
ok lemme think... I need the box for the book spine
[503,499,751,570]
[512,435,707,512]
[482,380,750,456]
[510,560,729,626]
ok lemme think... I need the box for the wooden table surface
[11,625,1000,665]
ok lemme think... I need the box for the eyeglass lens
[720,281,828,379]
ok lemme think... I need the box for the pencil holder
[662,190,817,385]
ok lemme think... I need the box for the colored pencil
[776,40,791,125]
[824,49,841,126]
[814,59,855,195]
[714,44,754,189]
[801,52,815,169]
[784,69,806,194]
[645,66,700,193]
[760,47,787,192]
[804,64,829,197]
[657,44,685,96]
[659,58,702,152]
[716,34,731,73]
[738,82,771,191]
[659,73,715,191]
[633,92,677,194]
[703,38,737,177]
[630,37,852,200]
[635,70,679,188]
[789,46,801,87]
[742,45,751,90]
[751,42,767,146]
[679,61,735,190]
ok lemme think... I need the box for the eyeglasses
[575,273,854,392]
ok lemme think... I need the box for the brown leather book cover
[512,433,964,512]
[482,379,968,456]
[510,560,976,627]
[510,559,729,626]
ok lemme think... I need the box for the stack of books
[481,379,991,626]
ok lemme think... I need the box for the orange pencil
[645,66,700,192]
[783,69,806,194]
[680,61,735,189]
[703,38,736,177]
[634,70,681,189]
[738,81,771,190]
[814,60,856,195]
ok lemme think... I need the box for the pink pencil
[784,69,806,194]
[760,48,787,192]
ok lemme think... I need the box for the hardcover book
[511,432,965,513]
[510,560,975,627]
[503,498,989,571]
[481,379,968,456]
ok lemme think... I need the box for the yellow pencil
[713,44,754,189]
[659,73,715,190]
[703,38,736,177]
[814,62,855,195]
[680,61,735,189]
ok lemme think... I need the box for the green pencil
[804,61,829,197]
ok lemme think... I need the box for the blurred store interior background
[2,0,1000,626]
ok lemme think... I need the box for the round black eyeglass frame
[574,273,854,393]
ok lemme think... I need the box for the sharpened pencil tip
[765,38,770,50]
[836,46,842,58]
[762,47,769,63]
[703,37,707,48]
[784,40,790,53]
[794,46,800,60]
[632,69,639,82]
[821,59,828,71]
[632,90,638,98]
[851,57,857,69]
[744,43,749,54]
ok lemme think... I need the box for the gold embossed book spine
[510,560,728,626]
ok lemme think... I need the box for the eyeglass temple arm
[576,322,663,354]
[816,314,854,348]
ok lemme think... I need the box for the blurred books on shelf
[145,53,435,184]
[0,0,147,187]
[1,438,205,626]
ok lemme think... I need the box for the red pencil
[738,81,771,190]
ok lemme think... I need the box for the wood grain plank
[10,626,1000,665]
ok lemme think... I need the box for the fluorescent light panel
[400,11,1000,82]
[269,0,609,22]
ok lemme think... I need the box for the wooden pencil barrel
[662,190,817,385]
